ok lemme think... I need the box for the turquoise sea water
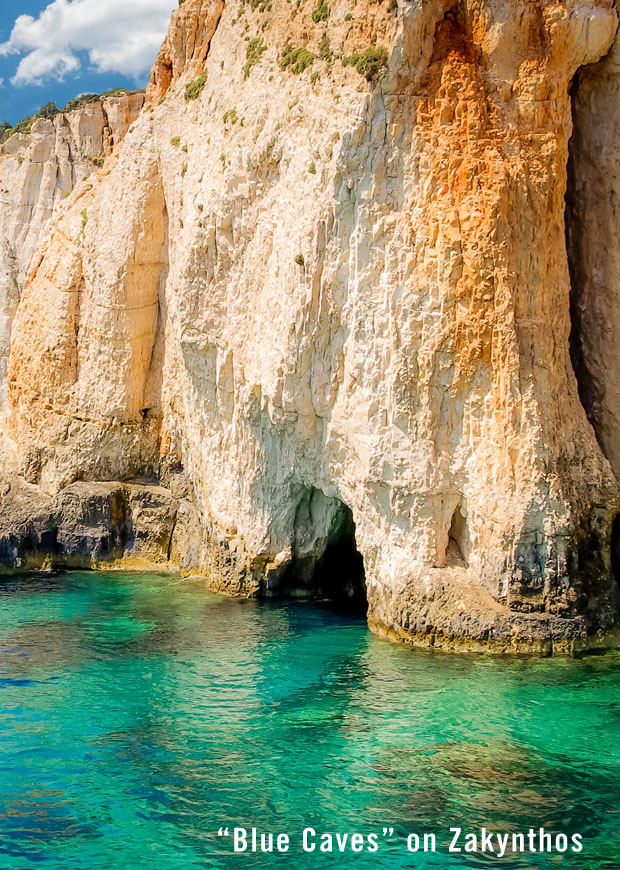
[0,572,620,870]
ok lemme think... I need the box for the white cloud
[0,0,177,85]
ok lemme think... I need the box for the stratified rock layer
[2,0,620,653]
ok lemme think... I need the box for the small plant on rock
[280,44,315,74]
[185,71,208,100]
[311,0,330,22]
[342,46,388,81]
[244,38,267,79]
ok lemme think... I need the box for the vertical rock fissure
[565,75,604,444]
[447,503,470,568]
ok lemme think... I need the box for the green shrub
[280,44,315,74]
[11,115,35,135]
[63,93,100,113]
[295,253,305,267]
[342,46,388,80]
[92,155,105,167]
[309,161,316,174]
[81,209,88,236]
[244,38,267,79]
[344,12,352,21]
[170,136,181,147]
[311,0,330,22]
[223,109,238,124]
[38,101,58,120]
[185,71,208,100]
[388,0,398,11]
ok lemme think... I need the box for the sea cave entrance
[278,487,367,613]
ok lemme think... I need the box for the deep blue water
[0,571,619,869]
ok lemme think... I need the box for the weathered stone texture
[0,93,145,416]
[2,0,620,653]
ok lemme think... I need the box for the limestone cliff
[0,92,145,416]
[2,0,620,654]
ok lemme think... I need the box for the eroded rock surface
[0,92,145,415]
[2,0,620,653]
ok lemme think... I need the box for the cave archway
[279,488,367,613]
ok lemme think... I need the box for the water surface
[0,571,619,869]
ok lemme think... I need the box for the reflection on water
[0,572,619,869]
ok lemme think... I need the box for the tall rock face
[567,28,620,484]
[2,0,620,653]
[0,93,145,416]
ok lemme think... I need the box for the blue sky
[0,0,176,125]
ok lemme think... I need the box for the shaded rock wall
[567,26,620,480]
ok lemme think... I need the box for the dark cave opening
[278,489,367,614]
[314,502,367,612]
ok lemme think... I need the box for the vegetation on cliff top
[0,89,145,143]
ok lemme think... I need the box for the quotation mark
[218,828,230,837]
[382,828,394,838]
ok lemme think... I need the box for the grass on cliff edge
[0,90,145,142]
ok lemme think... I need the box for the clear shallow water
[0,573,619,869]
